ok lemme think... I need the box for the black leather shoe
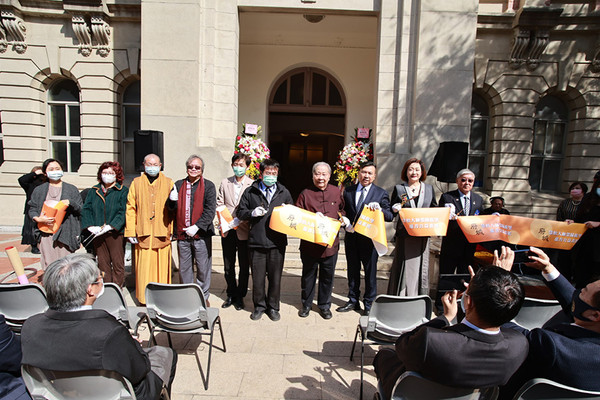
[298,306,310,318]
[267,309,281,321]
[250,309,264,320]
[319,309,333,319]
[336,301,361,313]
[222,297,233,308]
[362,308,371,316]
[234,297,245,311]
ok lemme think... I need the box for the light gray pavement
[125,236,395,400]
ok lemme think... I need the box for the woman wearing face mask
[28,158,83,269]
[557,181,588,223]
[18,166,47,254]
[81,162,129,286]
[387,158,437,296]
[555,181,588,280]
[573,178,600,288]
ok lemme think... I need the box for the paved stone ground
[1,230,394,399]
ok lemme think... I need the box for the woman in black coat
[18,166,46,254]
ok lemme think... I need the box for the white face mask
[101,174,116,185]
[145,166,160,177]
[46,170,64,181]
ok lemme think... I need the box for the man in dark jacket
[374,266,528,400]
[168,155,216,302]
[237,158,293,322]
[501,246,600,397]
[21,254,177,400]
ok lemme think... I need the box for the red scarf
[176,177,204,239]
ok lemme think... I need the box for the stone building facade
[0,0,598,226]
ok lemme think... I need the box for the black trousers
[221,232,250,299]
[344,232,379,309]
[249,247,285,312]
[300,252,337,311]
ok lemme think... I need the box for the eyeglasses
[461,178,474,183]
[187,165,202,171]
[91,271,105,285]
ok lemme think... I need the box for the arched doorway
[268,67,346,200]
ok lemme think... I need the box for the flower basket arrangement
[334,128,373,187]
[234,124,270,179]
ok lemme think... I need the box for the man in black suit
[501,246,600,396]
[374,265,528,400]
[337,162,393,314]
[21,254,177,400]
[439,168,484,274]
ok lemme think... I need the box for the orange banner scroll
[216,205,236,237]
[456,214,587,250]
[399,208,451,236]
[38,200,68,234]
[269,205,342,247]
[353,206,388,256]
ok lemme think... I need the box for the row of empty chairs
[0,282,226,398]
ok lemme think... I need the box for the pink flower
[345,165,351,171]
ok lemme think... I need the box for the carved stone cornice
[508,7,563,70]
[72,14,111,57]
[0,22,6,53]
[91,16,110,56]
[0,11,27,54]
[72,15,92,56]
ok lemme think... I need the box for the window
[529,95,567,192]
[48,80,81,172]
[122,81,140,175]
[270,68,344,109]
[468,94,489,187]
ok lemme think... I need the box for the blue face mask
[571,289,600,322]
[596,188,600,197]
[263,175,277,187]
[145,166,160,177]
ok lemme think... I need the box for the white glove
[252,206,267,217]
[98,225,113,235]
[128,237,138,244]
[87,226,102,235]
[340,216,351,227]
[345,223,355,233]
[444,203,457,220]
[183,225,200,237]
[367,202,381,211]
[169,188,178,201]
[392,203,402,213]
[229,217,240,229]
[315,212,325,218]
[492,212,500,216]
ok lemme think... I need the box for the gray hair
[456,168,475,179]
[312,161,331,175]
[186,154,204,172]
[43,254,99,312]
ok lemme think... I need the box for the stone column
[140,0,238,182]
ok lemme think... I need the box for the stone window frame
[269,67,346,114]
[46,79,81,173]
[468,93,490,188]
[529,95,568,193]
[120,80,140,176]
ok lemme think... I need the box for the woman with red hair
[81,161,129,286]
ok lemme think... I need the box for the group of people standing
[18,153,600,316]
